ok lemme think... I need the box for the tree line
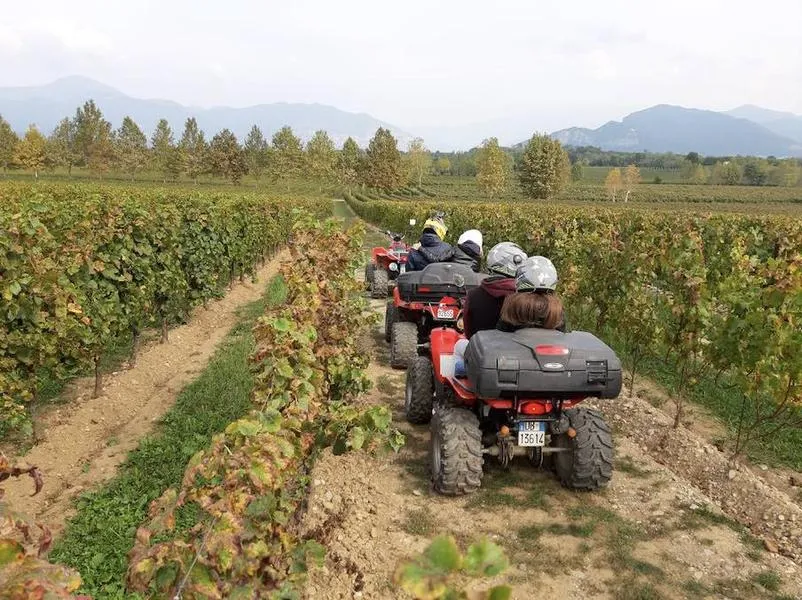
[0,102,433,188]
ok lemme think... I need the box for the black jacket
[407,231,454,271]
[463,276,516,339]
[451,241,482,272]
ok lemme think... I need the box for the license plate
[518,421,546,447]
[436,308,455,320]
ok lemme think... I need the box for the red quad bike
[385,263,486,369]
[404,326,621,494]
[364,230,411,299]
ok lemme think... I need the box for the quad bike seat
[463,328,622,399]
[396,262,486,302]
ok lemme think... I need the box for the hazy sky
[1,0,800,131]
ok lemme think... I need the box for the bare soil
[2,252,286,537]
[302,291,802,600]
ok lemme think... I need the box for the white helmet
[457,229,483,252]
[486,242,527,277]
[515,256,558,292]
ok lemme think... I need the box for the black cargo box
[463,328,622,399]
[396,263,486,302]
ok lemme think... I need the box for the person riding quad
[451,229,483,272]
[498,255,566,332]
[453,241,527,376]
[406,214,454,271]
[462,242,528,339]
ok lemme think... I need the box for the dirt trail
[302,286,802,599]
[3,251,287,536]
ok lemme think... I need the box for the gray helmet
[515,256,558,291]
[486,242,528,277]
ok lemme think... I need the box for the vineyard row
[0,182,329,431]
[346,194,802,463]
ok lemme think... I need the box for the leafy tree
[46,118,78,176]
[685,151,701,166]
[682,161,708,184]
[207,129,247,184]
[151,119,180,182]
[364,127,404,190]
[770,159,801,187]
[570,162,583,182]
[604,168,622,201]
[115,116,148,180]
[475,137,511,199]
[268,126,305,187]
[433,157,451,175]
[405,137,431,186]
[742,159,768,186]
[306,130,336,188]
[73,100,115,174]
[179,117,207,183]
[711,161,742,185]
[0,115,20,175]
[517,133,570,199]
[13,125,47,177]
[243,125,268,183]
[622,164,641,202]
[337,137,362,190]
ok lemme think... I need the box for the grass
[376,374,401,397]
[517,524,544,541]
[678,504,764,560]
[682,580,709,598]
[753,570,781,592]
[545,522,597,538]
[463,468,553,511]
[402,507,436,536]
[616,455,652,478]
[49,274,287,599]
[613,581,665,600]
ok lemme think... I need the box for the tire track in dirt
[302,240,802,599]
[2,251,288,537]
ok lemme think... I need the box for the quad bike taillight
[534,345,569,355]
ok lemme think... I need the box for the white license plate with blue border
[436,307,455,320]
[518,421,546,447]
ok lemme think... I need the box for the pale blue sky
[1,0,800,131]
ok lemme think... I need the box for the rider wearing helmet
[406,213,454,271]
[451,229,483,272]
[498,256,566,332]
[462,241,527,339]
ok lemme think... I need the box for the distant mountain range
[1,76,801,156]
[550,104,802,157]
[0,76,414,149]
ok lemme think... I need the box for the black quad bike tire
[405,356,434,424]
[430,405,483,495]
[552,407,613,491]
[364,262,375,289]
[390,321,418,369]
[384,302,398,343]
[371,268,389,299]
